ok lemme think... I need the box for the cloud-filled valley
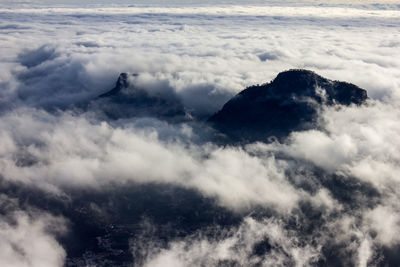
[1,2,400,266]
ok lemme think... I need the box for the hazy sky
[1,0,400,7]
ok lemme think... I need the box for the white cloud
[0,109,302,211]
[247,100,400,260]
[1,4,399,111]
[0,203,67,267]
[142,217,320,267]
[1,3,400,265]
[364,203,400,246]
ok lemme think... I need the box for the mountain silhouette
[99,72,132,98]
[96,73,186,121]
[97,70,368,143]
[208,69,368,142]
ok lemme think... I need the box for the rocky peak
[208,69,368,143]
[95,73,186,121]
[99,73,135,98]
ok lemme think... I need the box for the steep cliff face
[208,69,368,142]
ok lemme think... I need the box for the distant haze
[1,0,399,7]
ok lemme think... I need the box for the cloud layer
[1,3,400,266]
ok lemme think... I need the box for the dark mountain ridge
[98,69,368,143]
[208,69,368,142]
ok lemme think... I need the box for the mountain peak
[99,73,136,98]
[271,69,321,93]
[209,69,368,143]
[95,73,186,121]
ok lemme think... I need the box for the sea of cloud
[1,3,400,266]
